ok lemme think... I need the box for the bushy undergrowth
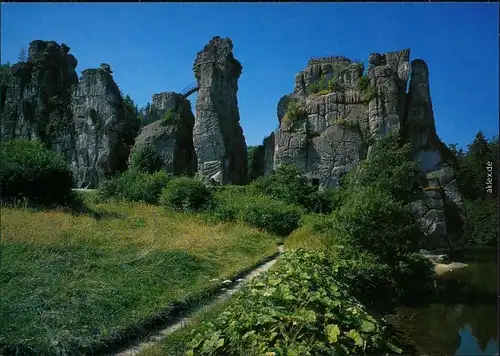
[282,99,308,123]
[465,197,499,244]
[97,170,171,204]
[0,139,75,207]
[185,249,402,355]
[129,145,163,174]
[160,177,212,212]
[250,164,337,213]
[208,187,301,236]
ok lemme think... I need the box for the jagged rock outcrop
[129,92,196,176]
[404,60,466,250]
[260,49,466,251]
[0,40,78,160]
[71,65,139,187]
[192,36,247,185]
[272,56,369,187]
[0,40,139,188]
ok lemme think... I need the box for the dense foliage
[186,249,402,355]
[160,177,212,212]
[209,187,302,236]
[129,145,163,174]
[448,131,498,244]
[0,139,75,207]
[251,164,336,213]
[97,170,171,204]
[283,99,308,123]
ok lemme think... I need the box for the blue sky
[1,3,498,148]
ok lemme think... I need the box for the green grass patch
[0,198,278,355]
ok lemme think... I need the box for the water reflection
[386,247,498,356]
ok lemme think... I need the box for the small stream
[386,246,498,355]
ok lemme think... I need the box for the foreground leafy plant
[185,249,402,355]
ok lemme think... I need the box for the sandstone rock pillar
[192,36,247,185]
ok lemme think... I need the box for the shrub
[0,139,74,207]
[186,249,402,355]
[465,197,499,244]
[240,195,301,236]
[283,99,308,123]
[330,186,420,264]
[207,188,301,236]
[97,170,170,204]
[250,164,338,213]
[160,108,177,126]
[160,177,212,212]
[129,145,163,174]
[356,75,378,104]
[342,131,418,204]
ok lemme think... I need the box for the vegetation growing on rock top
[282,98,308,123]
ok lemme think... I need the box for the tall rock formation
[192,36,247,185]
[260,49,466,251]
[0,40,139,188]
[0,40,78,160]
[129,92,196,176]
[404,60,466,250]
[273,56,370,187]
[71,64,139,187]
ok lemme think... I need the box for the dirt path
[110,245,285,356]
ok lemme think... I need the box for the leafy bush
[342,131,418,204]
[239,195,302,236]
[208,188,301,236]
[160,108,177,126]
[356,75,377,103]
[330,186,420,264]
[282,99,308,123]
[0,139,74,207]
[186,249,402,355]
[250,164,338,213]
[97,170,170,204]
[129,145,163,174]
[160,177,212,212]
[465,197,499,244]
[308,75,345,96]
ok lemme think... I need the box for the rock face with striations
[404,60,467,250]
[256,49,466,251]
[192,36,247,185]
[71,64,139,187]
[129,92,196,176]
[0,40,78,160]
[273,56,370,187]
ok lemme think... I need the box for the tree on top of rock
[100,63,113,74]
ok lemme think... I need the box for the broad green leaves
[185,249,402,355]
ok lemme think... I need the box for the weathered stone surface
[263,132,275,175]
[71,66,139,187]
[0,40,78,160]
[130,92,196,176]
[404,59,466,250]
[192,36,247,185]
[367,49,410,139]
[263,48,466,251]
[273,57,369,188]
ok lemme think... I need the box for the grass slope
[0,194,278,355]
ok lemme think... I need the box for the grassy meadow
[0,192,279,355]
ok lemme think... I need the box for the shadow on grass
[0,193,126,221]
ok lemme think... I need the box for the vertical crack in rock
[192,36,248,185]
